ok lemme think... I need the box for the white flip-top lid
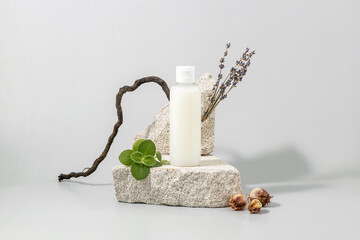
[176,66,195,83]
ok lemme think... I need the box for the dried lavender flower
[212,43,233,99]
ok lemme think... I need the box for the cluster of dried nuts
[229,188,273,214]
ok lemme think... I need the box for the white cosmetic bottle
[170,66,201,166]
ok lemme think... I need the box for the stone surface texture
[134,73,216,155]
[112,155,242,207]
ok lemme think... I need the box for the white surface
[170,82,201,166]
[1,176,359,239]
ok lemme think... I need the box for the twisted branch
[58,76,170,181]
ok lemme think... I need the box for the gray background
[1,0,359,239]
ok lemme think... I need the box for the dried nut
[248,199,262,214]
[229,194,247,210]
[248,188,273,206]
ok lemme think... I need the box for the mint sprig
[118,139,168,180]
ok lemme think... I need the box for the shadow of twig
[60,180,113,186]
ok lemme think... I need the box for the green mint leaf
[143,156,156,167]
[132,139,144,151]
[161,160,170,165]
[153,161,162,167]
[156,151,162,161]
[130,151,143,163]
[131,163,150,180]
[138,139,156,156]
[119,149,134,166]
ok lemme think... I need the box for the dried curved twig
[58,76,170,181]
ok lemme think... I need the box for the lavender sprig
[202,45,255,122]
[210,43,231,103]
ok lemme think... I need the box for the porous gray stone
[134,73,216,155]
[112,155,242,207]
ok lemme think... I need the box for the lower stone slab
[112,155,242,207]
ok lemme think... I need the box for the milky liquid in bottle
[170,66,201,166]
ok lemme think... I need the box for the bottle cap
[176,66,195,83]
